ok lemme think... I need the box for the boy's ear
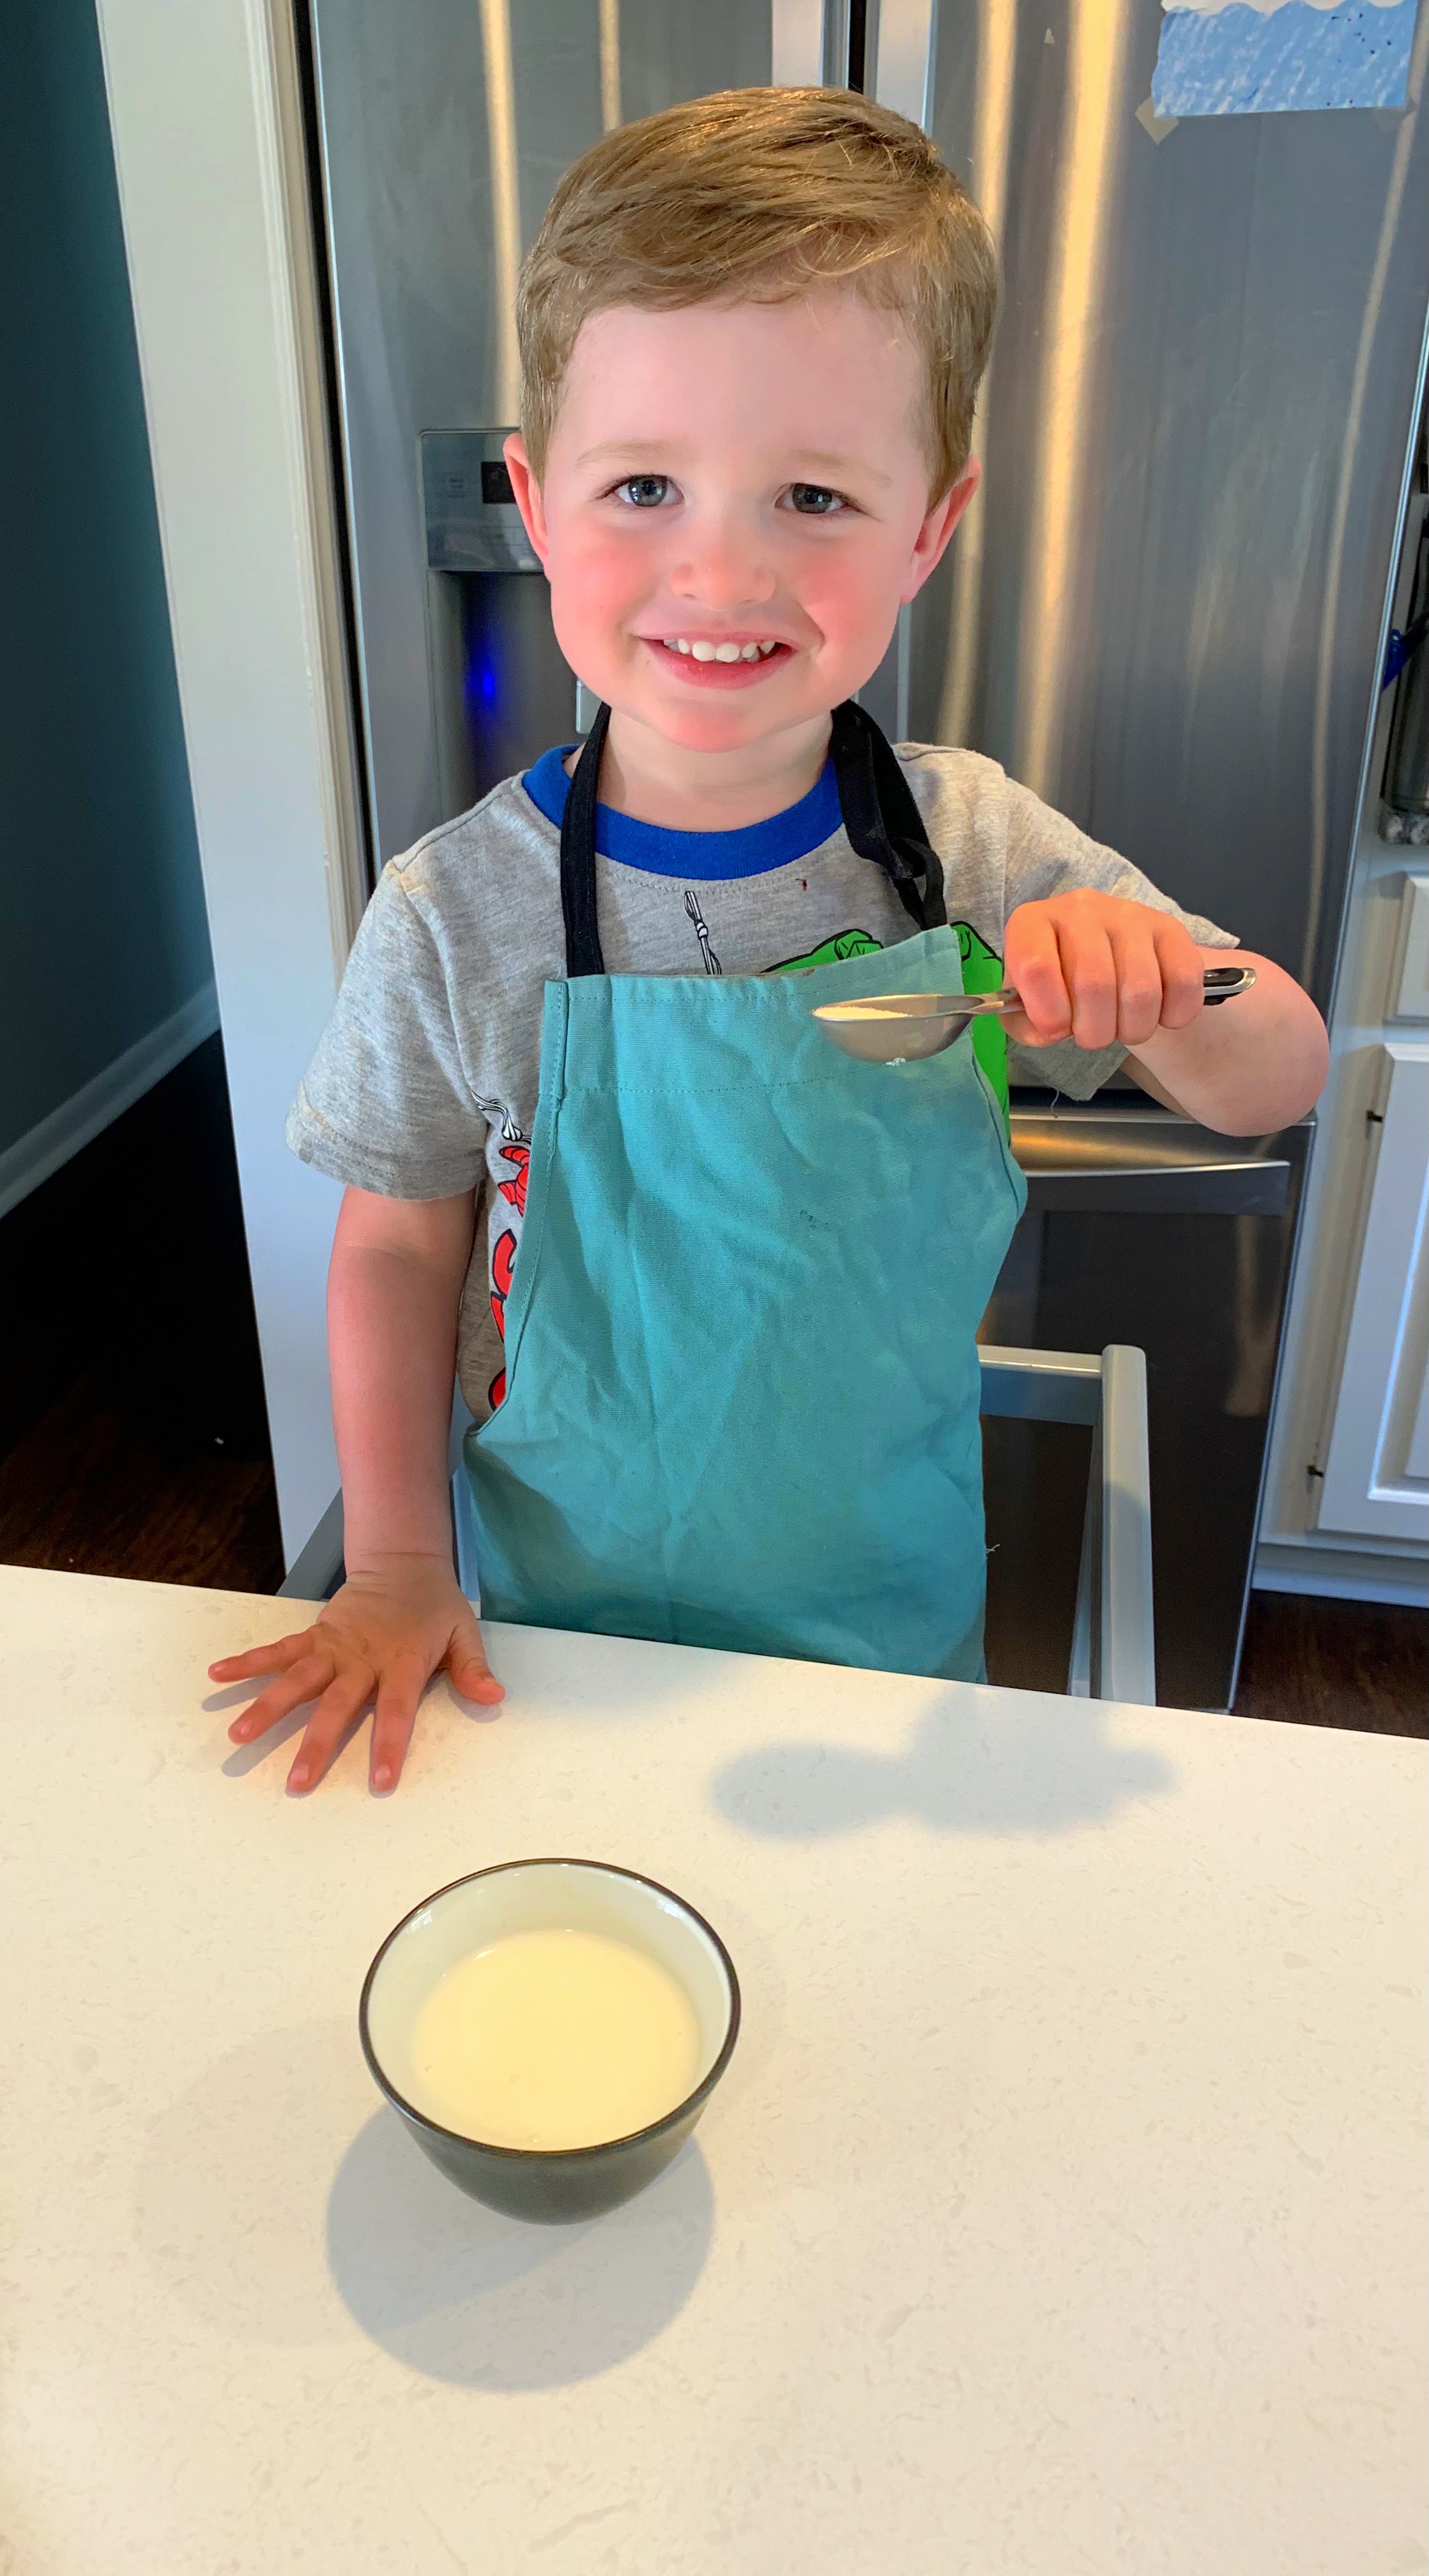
[503,433,551,568]
[900,461,981,604]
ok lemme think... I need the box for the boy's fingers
[210,1628,316,1683]
[1154,921,1206,1029]
[369,1654,431,1795]
[227,1648,336,1744]
[1004,909,1071,1039]
[1106,922,1165,1049]
[446,1605,505,1706]
[1055,917,1117,1051]
[287,1667,377,1796]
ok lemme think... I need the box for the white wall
[95,0,367,1565]
[0,0,218,1219]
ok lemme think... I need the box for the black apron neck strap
[560,693,945,978]
[560,702,611,977]
[829,699,947,933]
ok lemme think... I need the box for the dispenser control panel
[422,430,540,574]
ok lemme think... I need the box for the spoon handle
[979,963,1255,1017]
[1198,964,1257,1004]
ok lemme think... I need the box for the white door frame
[95,0,367,1567]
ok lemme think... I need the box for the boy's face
[506,290,975,758]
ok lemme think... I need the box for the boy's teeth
[666,638,781,661]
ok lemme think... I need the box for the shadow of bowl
[325,2108,715,2388]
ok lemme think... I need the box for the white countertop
[1,1563,1423,2576]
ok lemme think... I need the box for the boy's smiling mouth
[641,636,795,686]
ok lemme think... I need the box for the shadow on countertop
[326,2106,714,2388]
[134,2018,713,2388]
[711,1693,1173,1841]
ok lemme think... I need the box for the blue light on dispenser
[463,651,500,718]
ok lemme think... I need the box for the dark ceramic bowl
[359,1859,740,2223]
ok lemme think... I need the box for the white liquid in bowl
[407,1926,703,2150]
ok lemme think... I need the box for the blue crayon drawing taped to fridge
[1152,0,1418,117]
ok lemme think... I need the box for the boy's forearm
[328,1197,474,1567]
[1127,951,1327,1136]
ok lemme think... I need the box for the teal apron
[462,701,1026,1681]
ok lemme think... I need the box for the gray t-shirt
[289,742,1233,1422]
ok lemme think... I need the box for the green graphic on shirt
[767,919,1011,1130]
[767,928,883,973]
[954,922,1011,1124]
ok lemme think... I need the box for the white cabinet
[1388,871,1429,1022]
[1315,1043,1428,1544]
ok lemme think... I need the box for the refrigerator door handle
[1021,1160,1291,1216]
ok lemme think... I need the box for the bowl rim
[358,1855,741,2163]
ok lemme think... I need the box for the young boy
[212,89,1326,1793]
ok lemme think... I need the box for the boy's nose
[668,532,777,613]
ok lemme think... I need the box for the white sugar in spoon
[813,964,1256,1064]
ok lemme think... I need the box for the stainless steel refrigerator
[300,0,1429,1706]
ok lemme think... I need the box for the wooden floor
[1234,1588,1426,1738]
[1,1041,1424,1736]
[0,1364,284,1591]
[0,1036,284,1596]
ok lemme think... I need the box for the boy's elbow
[1221,964,1327,1125]
[1216,995,1328,1135]
[1279,990,1330,1125]
[1210,1085,1316,1137]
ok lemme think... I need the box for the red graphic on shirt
[496,1139,530,1214]
[488,1227,517,1411]
[487,1122,529,1411]
[490,1227,517,1324]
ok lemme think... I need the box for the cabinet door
[1316,1045,1428,1542]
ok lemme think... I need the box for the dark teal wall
[0,0,214,1161]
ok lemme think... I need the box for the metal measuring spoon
[813,963,1257,1064]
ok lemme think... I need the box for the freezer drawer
[980,1099,1312,1712]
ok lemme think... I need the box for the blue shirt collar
[521,742,843,881]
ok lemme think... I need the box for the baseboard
[1254,1538,1428,1608]
[0,981,221,1220]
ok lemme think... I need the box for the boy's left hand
[1002,889,1204,1053]
[1000,887,1328,1135]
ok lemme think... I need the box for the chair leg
[1067,1423,1101,1698]
[1099,1345,1157,1707]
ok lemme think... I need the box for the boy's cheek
[800,574,903,696]
[795,532,910,652]
[545,545,648,679]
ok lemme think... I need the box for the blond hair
[516,88,997,502]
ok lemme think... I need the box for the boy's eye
[615,475,675,507]
[786,483,848,516]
